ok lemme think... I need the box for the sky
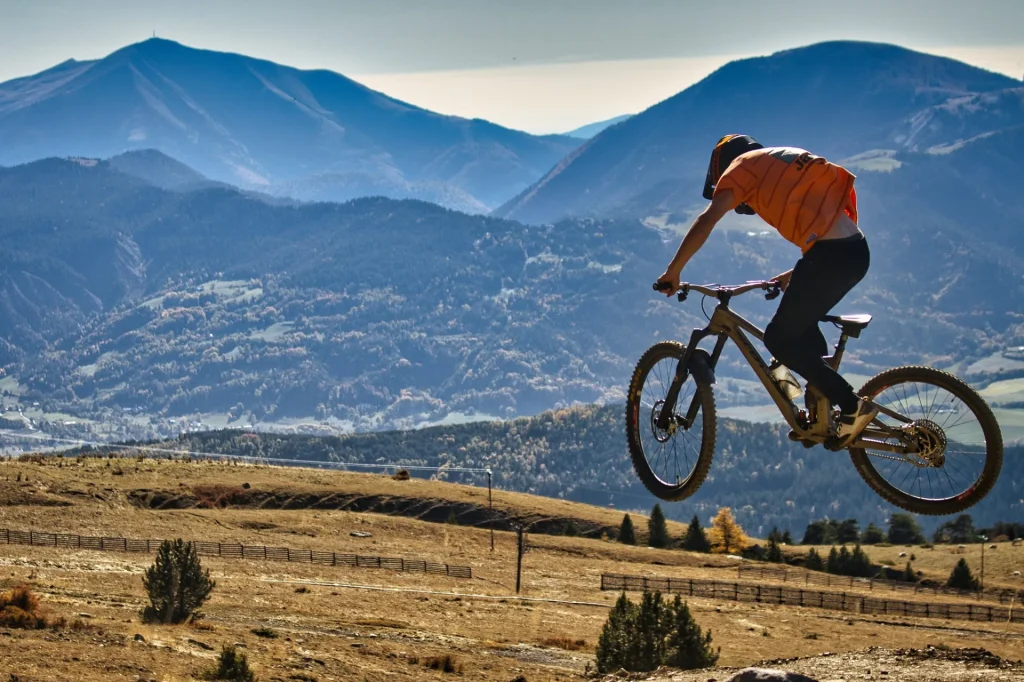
[2,0,1024,133]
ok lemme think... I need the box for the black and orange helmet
[702,134,763,200]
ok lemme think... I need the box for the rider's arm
[772,269,794,290]
[656,189,739,294]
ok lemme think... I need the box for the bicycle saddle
[821,314,872,337]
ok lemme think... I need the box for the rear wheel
[625,342,717,501]
[849,366,1002,515]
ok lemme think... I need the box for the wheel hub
[650,400,678,443]
[902,418,947,467]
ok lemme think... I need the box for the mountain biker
[655,134,877,446]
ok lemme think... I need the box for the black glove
[734,203,756,215]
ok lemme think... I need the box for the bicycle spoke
[862,379,990,502]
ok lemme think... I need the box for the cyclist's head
[702,134,763,200]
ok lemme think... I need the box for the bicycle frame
[665,287,914,454]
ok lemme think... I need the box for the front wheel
[849,366,1003,515]
[625,342,717,501]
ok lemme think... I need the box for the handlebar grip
[653,281,674,292]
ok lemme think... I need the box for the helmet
[702,134,763,200]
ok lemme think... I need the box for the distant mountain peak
[0,39,580,212]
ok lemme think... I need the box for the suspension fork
[655,328,724,430]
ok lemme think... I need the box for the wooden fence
[0,528,472,579]
[737,564,1024,605]
[601,574,1023,624]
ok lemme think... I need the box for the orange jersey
[714,147,858,251]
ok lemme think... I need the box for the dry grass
[0,459,1022,681]
[792,543,1024,591]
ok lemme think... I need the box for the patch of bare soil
[647,646,1024,682]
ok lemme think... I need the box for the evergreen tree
[836,519,860,544]
[933,514,976,544]
[860,523,886,545]
[802,519,834,545]
[635,591,668,672]
[902,561,916,583]
[887,513,925,544]
[681,515,711,553]
[805,547,825,571]
[210,645,255,681]
[665,595,720,670]
[563,519,579,537]
[946,558,980,590]
[648,504,671,549]
[596,592,639,674]
[142,539,215,624]
[781,530,793,545]
[709,507,748,554]
[618,514,637,546]
[826,546,841,574]
[766,534,784,563]
[846,544,874,578]
[595,592,719,673]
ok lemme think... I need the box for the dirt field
[1,458,1023,681]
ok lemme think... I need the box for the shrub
[250,627,277,639]
[563,520,579,537]
[208,645,255,681]
[0,586,46,629]
[860,523,886,545]
[595,591,718,673]
[542,636,586,651]
[805,547,824,571]
[142,539,215,624]
[422,655,461,673]
[765,532,784,563]
[392,468,411,481]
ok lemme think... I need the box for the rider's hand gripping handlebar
[653,280,781,301]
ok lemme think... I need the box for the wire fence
[737,565,1024,605]
[600,573,1023,624]
[0,528,472,579]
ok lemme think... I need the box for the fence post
[799,590,804,607]
[218,543,222,556]
[689,580,694,596]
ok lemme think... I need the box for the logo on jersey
[769,148,827,172]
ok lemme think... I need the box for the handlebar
[652,280,781,301]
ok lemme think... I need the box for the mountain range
[1,39,1023,450]
[497,41,1024,223]
[0,39,580,213]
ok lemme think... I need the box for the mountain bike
[625,280,1003,515]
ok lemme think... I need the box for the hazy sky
[2,0,1023,132]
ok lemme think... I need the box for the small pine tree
[826,546,841,574]
[902,561,916,583]
[946,558,980,590]
[648,504,671,549]
[142,539,215,624]
[594,592,718,673]
[860,523,886,545]
[846,544,874,578]
[805,547,824,571]
[596,592,639,673]
[618,514,637,546]
[681,515,711,553]
[634,591,668,671]
[563,519,579,537]
[766,535,784,563]
[665,595,720,670]
[781,530,793,545]
[708,507,748,554]
[446,510,458,525]
[210,644,255,681]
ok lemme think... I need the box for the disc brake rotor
[650,400,678,443]
[900,418,947,467]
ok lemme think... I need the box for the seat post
[829,332,850,370]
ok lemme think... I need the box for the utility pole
[487,470,494,552]
[980,533,987,590]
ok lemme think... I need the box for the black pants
[763,234,870,414]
